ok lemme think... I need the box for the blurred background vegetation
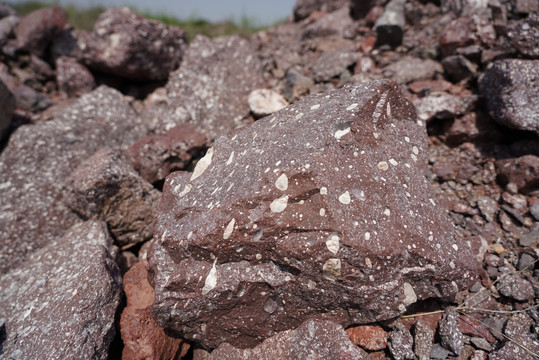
[8,1,272,40]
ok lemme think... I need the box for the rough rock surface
[64,149,161,247]
[478,59,539,135]
[0,86,147,274]
[346,324,389,351]
[293,0,350,21]
[121,261,190,360]
[142,34,264,139]
[80,7,187,81]
[14,6,67,57]
[125,124,209,185]
[495,155,539,194]
[0,220,123,360]
[0,78,14,139]
[206,319,371,359]
[55,56,95,97]
[148,80,480,349]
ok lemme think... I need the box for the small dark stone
[375,0,406,47]
[519,228,539,247]
[0,79,14,139]
[442,55,477,83]
[530,203,539,221]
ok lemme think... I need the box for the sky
[42,0,298,26]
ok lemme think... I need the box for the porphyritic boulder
[148,80,480,349]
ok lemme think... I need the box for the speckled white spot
[326,234,340,254]
[452,244,459,251]
[178,184,192,197]
[323,258,341,280]
[256,253,262,260]
[450,261,455,269]
[404,136,410,142]
[377,161,389,171]
[417,120,423,126]
[365,232,371,240]
[311,104,320,110]
[275,173,288,191]
[223,218,235,240]
[202,259,218,295]
[295,113,304,120]
[429,198,436,206]
[389,159,398,166]
[191,147,214,181]
[403,282,417,306]
[307,280,316,289]
[383,207,391,216]
[387,102,391,117]
[411,154,418,162]
[412,146,419,155]
[334,127,350,140]
[346,103,358,111]
[365,257,372,268]
[320,186,328,195]
[319,208,326,216]
[226,151,234,165]
[270,195,289,213]
[338,191,351,204]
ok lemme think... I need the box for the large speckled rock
[142,34,264,139]
[64,149,161,247]
[478,59,539,135]
[0,86,148,274]
[0,220,123,360]
[148,80,480,349]
[207,319,371,359]
[80,7,187,81]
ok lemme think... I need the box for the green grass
[8,1,270,39]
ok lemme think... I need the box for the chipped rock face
[80,7,187,81]
[0,220,123,360]
[207,319,371,359]
[142,35,264,139]
[0,86,148,274]
[148,80,480,349]
[478,59,539,135]
[64,149,161,247]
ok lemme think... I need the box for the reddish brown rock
[14,6,66,57]
[148,80,480,349]
[0,220,123,360]
[125,124,209,185]
[80,7,187,81]
[142,34,264,139]
[121,261,189,360]
[478,59,539,135]
[439,15,496,58]
[55,56,95,97]
[489,313,539,360]
[0,78,14,139]
[495,155,539,194]
[64,149,161,247]
[0,86,148,274]
[346,324,389,350]
[207,320,371,359]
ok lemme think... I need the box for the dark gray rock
[388,322,414,360]
[0,86,148,274]
[375,0,406,47]
[0,220,123,360]
[0,78,14,139]
[430,343,452,359]
[470,336,493,352]
[80,7,187,81]
[142,34,264,139]
[12,84,51,112]
[479,59,539,135]
[207,319,371,359]
[383,56,443,84]
[439,307,464,355]
[530,203,539,221]
[55,56,95,97]
[442,55,477,83]
[497,274,535,301]
[519,227,539,247]
[64,149,161,247]
[148,80,480,349]
[14,6,66,57]
[293,0,350,21]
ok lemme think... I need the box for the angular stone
[375,0,406,47]
[311,50,359,82]
[506,14,539,59]
[284,68,314,102]
[442,55,477,83]
[413,320,434,360]
[0,78,14,139]
[55,56,95,97]
[148,80,480,349]
[0,220,123,360]
[207,320,371,359]
[383,56,442,85]
[125,124,209,185]
[496,274,535,301]
[439,307,464,355]
[64,149,161,247]
[14,6,66,57]
[490,313,539,360]
[346,324,389,350]
[495,155,539,194]
[0,86,148,274]
[440,15,495,58]
[142,35,264,139]
[121,261,190,360]
[248,89,288,118]
[12,84,51,112]
[388,322,414,360]
[479,59,539,135]
[80,7,187,81]
[413,93,476,122]
[293,0,350,21]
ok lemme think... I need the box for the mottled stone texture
[0,86,147,274]
[55,56,95,97]
[478,59,539,134]
[207,320,371,359]
[495,155,539,195]
[0,221,123,360]
[121,261,190,360]
[14,6,66,57]
[142,34,264,139]
[80,7,187,81]
[0,78,14,139]
[148,80,480,349]
[65,149,161,247]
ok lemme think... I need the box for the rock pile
[0,0,537,359]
